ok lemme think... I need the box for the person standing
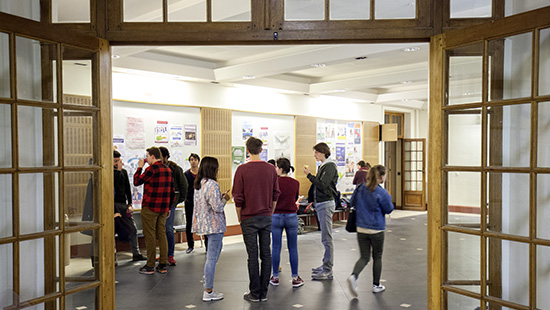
[347,165,394,297]
[159,147,188,266]
[133,147,175,275]
[183,153,200,254]
[113,150,146,262]
[192,157,230,302]
[303,142,338,280]
[352,160,370,186]
[270,158,304,288]
[233,137,280,302]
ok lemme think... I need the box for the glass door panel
[446,43,483,105]
[402,139,425,210]
[15,36,57,102]
[0,32,9,98]
[0,103,12,168]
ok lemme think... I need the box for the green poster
[232,146,245,166]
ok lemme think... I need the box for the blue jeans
[165,205,176,257]
[271,213,299,277]
[241,216,272,300]
[204,232,224,289]
[315,200,335,272]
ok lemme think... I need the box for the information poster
[154,120,169,143]
[232,146,245,167]
[113,135,125,157]
[184,124,197,146]
[242,121,253,140]
[124,150,146,208]
[259,127,269,143]
[170,125,183,147]
[126,116,145,149]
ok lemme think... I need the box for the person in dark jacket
[303,142,338,280]
[347,165,393,297]
[183,153,201,253]
[159,146,188,266]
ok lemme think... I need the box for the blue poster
[260,148,268,162]
[336,144,346,167]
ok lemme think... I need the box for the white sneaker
[347,275,358,297]
[372,284,385,293]
[203,290,224,301]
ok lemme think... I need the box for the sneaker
[260,296,268,302]
[132,253,147,261]
[186,247,194,254]
[292,276,305,288]
[168,256,176,266]
[347,275,358,297]
[202,290,224,302]
[372,284,386,293]
[139,265,154,275]
[311,265,323,273]
[156,264,167,274]
[311,270,333,280]
[269,276,279,286]
[243,292,259,302]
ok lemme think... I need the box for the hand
[222,190,230,201]
[303,165,310,175]
[138,158,145,168]
[127,205,134,213]
[114,213,122,218]
[116,161,123,171]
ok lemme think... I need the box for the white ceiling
[112,43,430,110]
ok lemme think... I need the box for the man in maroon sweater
[233,137,280,302]
[133,146,174,275]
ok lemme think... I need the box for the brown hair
[366,164,386,192]
[357,160,366,168]
[146,147,161,160]
[246,137,263,155]
[194,156,219,190]
[313,142,330,159]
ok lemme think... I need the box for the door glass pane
[0,104,11,168]
[66,230,97,290]
[0,174,12,238]
[448,291,481,309]
[450,0,491,18]
[212,0,250,21]
[417,181,422,190]
[19,172,60,235]
[447,110,482,166]
[374,0,415,19]
[62,46,94,106]
[486,238,529,306]
[20,238,45,301]
[52,0,90,23]
[0,32,9,98]
[0,243,13,309]
[447,43,483,105]
[537,245,550,308]
[330,0,370,20]
[405,181,410,190]
[537,101,550,167]
[16,36,57,102]
[18,106,58,167]
[447,232,480,293]
[488,32,532,101]
[536,174,550,240]
[123,0,162,22]
[411,182,416,191]
[540,28,550,96]
[0,0,40,21]
[285,0,324,21]
[66,287,96,310]
[168,0,206,22]
[65,171,95,226]
[447,172,481,228]
[63,111,96,167]
[505,0,550,17]
[487,103,530,167]
[487,173,529,237]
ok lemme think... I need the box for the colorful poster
[184,124,197,146]
[354,122,362,144]
[242,121,253,140]
[232,146,245,167]
[126,116,145,149]
[124,150,146,208]
[260,148,268,162]
[259,127,269,144]
[113,135,125,157]
[170,125,183,147]
[336,144,346,167]
[154,120,169,143]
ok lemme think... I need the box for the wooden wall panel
[295,116,316,196]
[362,121,380,165]
[201,108,232,192]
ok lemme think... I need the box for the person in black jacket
[159,147,188,266]
[114,150,146,262]
[303,142,338,280]
[183,153,201,253]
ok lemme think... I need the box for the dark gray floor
[114,211,428,310]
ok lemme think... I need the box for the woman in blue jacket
[347,165,394,297]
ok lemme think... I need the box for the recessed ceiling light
[402,99,409,101]
[402,47,420,52]
[311,63,326,68]
[242,75,256,79]
[401,80,413,84]
[112,54,120,59]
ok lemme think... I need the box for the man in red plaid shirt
[133,146,175,275]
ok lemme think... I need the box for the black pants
[352,231,385,286]
[185,203,194,249]
[241,216,272,300]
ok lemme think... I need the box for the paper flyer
[242,121,253,140]
[184,124,197,146]
[154,120,169,143]
[170,125,183,147]
[260,148,268,162]
[259,127,269,144]
[126,116,145,149]
[232,146,245,167]
[336,144,346,167]
[113,135,125,157]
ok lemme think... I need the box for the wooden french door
[402,138,425,211]
[428,6,550,310]
[0,13,114,309]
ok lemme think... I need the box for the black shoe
[139,265,154,275]
[156,264,167,274]
[243,292,259,302]
[132,253,147,261]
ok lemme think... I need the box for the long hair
[194,156,219,190]
[276,157,295,174]
[366,164,386,192]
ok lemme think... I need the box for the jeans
[241,216,272,299]
[185,203,194,249]
[204,232,224,289]
[165,205,176,257]
[141,206,168,267]
[315,200,335,272]
[271,213,299,277]
[352,231,385,286]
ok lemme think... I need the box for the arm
[232,169,244,223]
[122,169,132,206]
[176,166,188,203]
[205,180,227,213]
[307,163,338,192]
[380,188,394,214]
[133,166,153,186]
[272,201,277,215]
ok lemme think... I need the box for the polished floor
[113,210,428,310]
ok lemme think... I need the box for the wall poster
[170,125,183,147]
[126,116,145,149]
[184,124,197,146]
[154,120,169,143]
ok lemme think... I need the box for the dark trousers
[352,231,385,286]
[241,216,272,299]
[185,203,195,249]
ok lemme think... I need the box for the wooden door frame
[402,138,426,211]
